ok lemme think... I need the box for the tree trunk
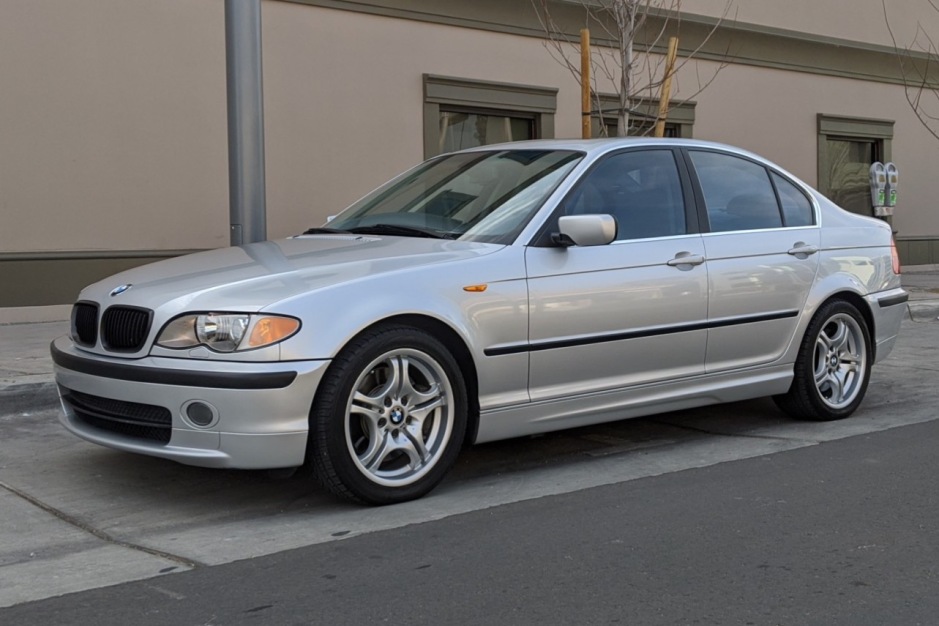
[614,1,637,137]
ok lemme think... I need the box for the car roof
[459,137,765,162]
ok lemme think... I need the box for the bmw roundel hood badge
[109,284,133,297]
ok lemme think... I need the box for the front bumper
[51,336,330,469]
[865,287,909,363]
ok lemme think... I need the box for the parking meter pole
[225,0,267,246]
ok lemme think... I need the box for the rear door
[684,149,820,373]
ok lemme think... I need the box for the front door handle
[787,242,819,257]
[667,252,706,267]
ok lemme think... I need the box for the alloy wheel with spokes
[345,349,454,487]
[775,299,872,421]
[308,325,467,505]
[812,313,867,410]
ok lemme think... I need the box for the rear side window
[690,151,782,232]
[771,172,815,226]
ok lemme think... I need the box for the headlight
[156,313,300,352]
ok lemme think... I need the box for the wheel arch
[774,291,875,420]
[816,290,876,361]
[332,313,481,447]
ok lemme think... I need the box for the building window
[438,108,535,153]
[592,96,695,138]
[423,74,557,158]
[817,114,894,216]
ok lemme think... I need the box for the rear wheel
[774,299,872,421]
[308,325,467,505]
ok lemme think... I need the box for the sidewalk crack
[648,419,821,444]
[0,480,204,569]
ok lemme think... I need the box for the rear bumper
[866,288,908,363]
[52,336,330,469]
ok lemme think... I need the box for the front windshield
[328,150,583,244]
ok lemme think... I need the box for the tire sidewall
[311,326,468,505]
[799,300,872,420]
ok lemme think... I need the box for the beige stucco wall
[689,0,939,50]
[2,0,938,260]
[264,2,938,238]
[261,0,592,238]
[0,0,229,254]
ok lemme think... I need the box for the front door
[525,148,709,402]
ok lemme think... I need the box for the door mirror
[553,215,617,247]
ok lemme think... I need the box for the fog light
[185,401,216,428]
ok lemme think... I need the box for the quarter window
[771,172,815,226]
[689,151,782,232]
[559,150,687,241]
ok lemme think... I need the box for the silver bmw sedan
[52,139,908,504]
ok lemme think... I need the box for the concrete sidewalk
[1,267,938,412]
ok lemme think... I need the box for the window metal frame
[423,74,557,158]
[591,94,696,138]
[682,147,818,233]
[816,113,894,201]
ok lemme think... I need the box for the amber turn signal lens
[463,284,488,292]
[891,238,901,275]
[246,316,300,348]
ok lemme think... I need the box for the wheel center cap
[830,355,839,367]
[390,407,405,425]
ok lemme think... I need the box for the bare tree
[884,0,939,142]
[532,0,734,136]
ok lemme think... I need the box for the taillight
[891,238,901,275]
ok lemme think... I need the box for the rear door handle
[667,252,706,267]
[787,242,819,257]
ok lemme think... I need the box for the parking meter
[885,162,898,208]
[869,162,892,217]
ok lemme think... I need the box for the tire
[308,325,467,505]
[774,299,872,421]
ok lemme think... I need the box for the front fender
[269,247,531,411]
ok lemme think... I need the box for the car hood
[80,235,505,312]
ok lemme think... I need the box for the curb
[908,300,939,323]
[0,382,59,417]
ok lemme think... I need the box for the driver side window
[560,150,688,241]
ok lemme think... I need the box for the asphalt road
[3,417,939,626]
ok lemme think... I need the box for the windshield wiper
[347,224,449,239]
[301,227,354,235]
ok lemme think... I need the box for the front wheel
[774,299,872,421]
[308,325,467,505]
